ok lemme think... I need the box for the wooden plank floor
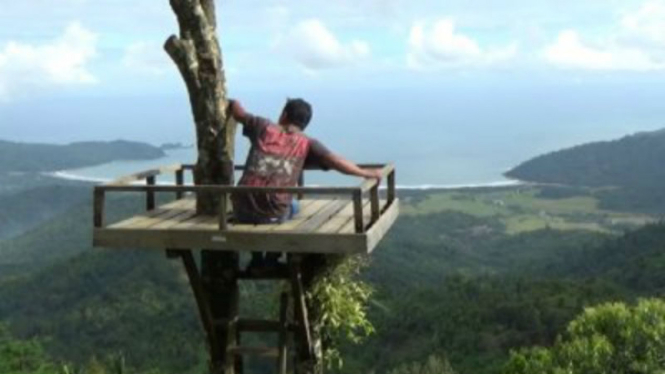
[95,196,399,254]
[107,197,380,234]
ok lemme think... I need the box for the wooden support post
[146,175,156,211]
[277,292,289,374]
[353,190,364,234]
[93,188,105,228]
[387,169,396,205]
[297,173,305,200]
[201,251,240,374]
[235,327,243,374]
[176,168,185,200]
[370,183,380,226]
[219,193,228,231]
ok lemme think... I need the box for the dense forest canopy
[2,181,665,373]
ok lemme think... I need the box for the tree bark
[165,0,236,215]
[165,2,239,374]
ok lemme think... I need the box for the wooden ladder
[166,250,317,374]
[225,291,290,374]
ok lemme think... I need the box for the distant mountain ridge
[0,139,165,173]
[506,128,665,188]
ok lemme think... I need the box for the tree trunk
[164,3,327,374]
[164,0,236,214]
[164,2,239,374]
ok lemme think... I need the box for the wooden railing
[93,163,396,234]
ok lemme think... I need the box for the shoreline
[47,171,112,184]
[45,170,524,191]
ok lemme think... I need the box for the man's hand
[227,99,246,120]
[363,168,383,181]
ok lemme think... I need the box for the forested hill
[505,128,665,188]
[0,139,165,172]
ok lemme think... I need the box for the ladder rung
[238,265,289,280]
[228,346,280,358]
[214,316,238,327]
[237,319,283,332]
[214,318,293,332]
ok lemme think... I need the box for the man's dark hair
[282,98,312,130]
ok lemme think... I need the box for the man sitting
[228,98,381,265]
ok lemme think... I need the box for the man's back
[233,116,312,222]
[228,98,381,224]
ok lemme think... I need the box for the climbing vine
[307,254,375,368]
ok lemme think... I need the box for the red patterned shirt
[232,114,330,221]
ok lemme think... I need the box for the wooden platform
[93,163,398,254]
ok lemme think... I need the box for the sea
[5,79,665,188]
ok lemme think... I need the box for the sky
[0,0,664,146]
[1,0,665,97]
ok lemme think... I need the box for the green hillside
[0,139,165,172]
[505,129,665,214]
[2,186,665,374]
[3,132,665,373]
[506,128,665,189]
[0,185,90,240]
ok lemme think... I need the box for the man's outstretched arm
[228,99,271,141]
[322,153,383,180]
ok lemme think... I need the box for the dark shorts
[235,199,300,225]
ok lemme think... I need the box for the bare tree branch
[200,0,217,29]
[164,36,200,90]
[169,0,192,40]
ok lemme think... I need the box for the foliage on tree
[503,298,665,374]
[0,323,57,374]
[307,255,374,368]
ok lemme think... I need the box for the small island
[159,142,193,151]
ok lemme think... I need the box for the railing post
[93,188,105,228]
[219,192,228,231]
[353,190,364,233]
[146,175,156,211]
[370,183,380,225]
[175,168,185,200]
[297,173,304,200]
[387,169,396,205]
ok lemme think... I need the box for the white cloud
[122,41,170,75]
[544,30,615,70]
[275,19,370,71]
[406,19,517,70]
[544,1,665,71]
[0,22,98,99]
[543,30,664,72]
[621,0,665,46]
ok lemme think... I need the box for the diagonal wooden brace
[166,249,224,368]
[289,255,315,360]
